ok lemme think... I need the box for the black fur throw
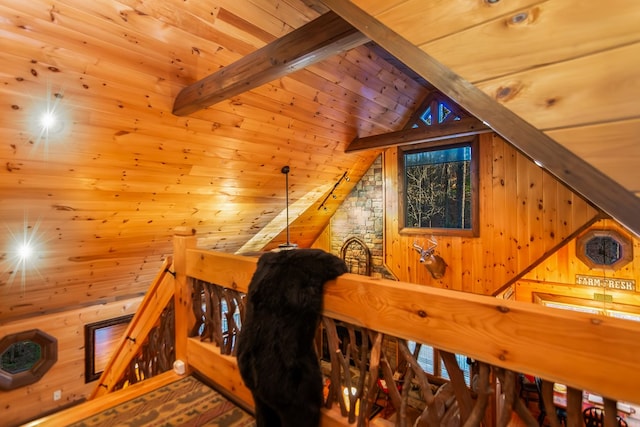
[236,249,348,427]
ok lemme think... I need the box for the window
[84,315,133,383]
[220,299,242,334]
[198,298,241,338]
[576,229,633,270]
[0,329,57,390]
[415,99,461,127]
[407,342,471,386]
[399,138,478,236]
[534,293,640,322]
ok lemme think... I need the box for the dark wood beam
[346,117,490,152]
[322,0,640,237]
[172,11,369,116]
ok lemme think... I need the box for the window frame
[576,228,633,271]
[398,136,479,237]
[84,314,133,383]
[0,329,57,390]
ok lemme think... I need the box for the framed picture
[84,315,133,383]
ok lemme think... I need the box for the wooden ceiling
[0,0,638,321]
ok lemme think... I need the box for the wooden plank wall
[0,0,426,322]
[383,133,600,295]
[349,0,640,199]
[0,297,141,427]
[516,219,640,304]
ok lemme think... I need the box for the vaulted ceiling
[1,0,638,321]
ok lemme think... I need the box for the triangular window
[408,92,464,129]
[420,106,432,126]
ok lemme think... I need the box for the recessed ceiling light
[29,90,67,147]
[18,243,33,261]
[40,111,57,130]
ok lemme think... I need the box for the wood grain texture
[2,0,636,325]
[517,219,640,303]
[419,0,640,83]
[91,258,176,399]
[0,297,142,427]
[346,117,490,152]
[383,133,599,294]
[173,11,369,115]
[0,0,422,324]
[180,248,640,406]
[0,0,638,421]
[323,0,640,237]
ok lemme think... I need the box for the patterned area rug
[69,376,255,427]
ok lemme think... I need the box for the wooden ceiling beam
[346,117,491,152]
[322,0,640,237]
[172,11,369,116]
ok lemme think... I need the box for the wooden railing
[173,230,640,427]
[40,228,638,426]
[25,257,180,427]
[90,257,176,399]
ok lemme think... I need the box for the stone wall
[330,155,394,279]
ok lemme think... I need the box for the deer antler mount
[412,238,447,279]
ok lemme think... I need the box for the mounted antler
[412,238,447,279]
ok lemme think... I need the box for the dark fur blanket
[236,249,348,427]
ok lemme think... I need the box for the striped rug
[70,376,255,427]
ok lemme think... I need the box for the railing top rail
[185,248,640,405]
[90,256,175,400]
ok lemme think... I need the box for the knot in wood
[509,12,529,25]
[496,86,511,99]
[417,309,428,318]
[496,305,510,313]
[494,82,523,102]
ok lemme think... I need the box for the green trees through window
[399,92,479,236]
[0,329,57,390]
[404,144,472,229]
[1,341,41,374]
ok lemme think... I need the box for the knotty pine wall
[1,297,141,427]
[314,134,598,295]
[314,132,601,295]
[382,132,600,295]
[516,219,640,307]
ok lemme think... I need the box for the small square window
[399,137,479,236]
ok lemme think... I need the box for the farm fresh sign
[575,274,636,292]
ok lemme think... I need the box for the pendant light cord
[279,166,296,249]
[282,166,290,246]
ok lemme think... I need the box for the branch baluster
[186,279,626,427]
[192,280,244,355]
[112,300,175,391]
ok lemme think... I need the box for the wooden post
[173,227,197,364]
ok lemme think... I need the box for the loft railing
[50,228,638,426]
[89,257,176,400]
[27,257,179,427]
[173,229,640,427]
